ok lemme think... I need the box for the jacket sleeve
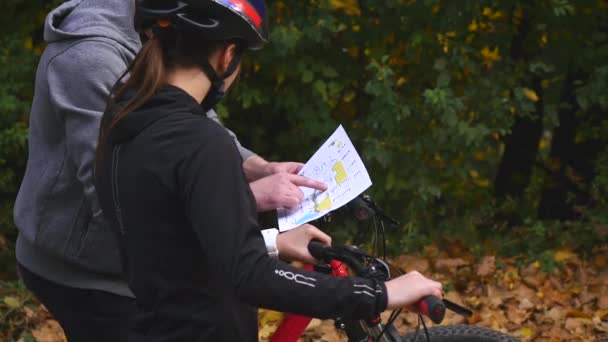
[178,126,388,320]
[47,40,127,219]
[205,109,255,161]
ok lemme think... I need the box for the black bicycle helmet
[135,0,268,50]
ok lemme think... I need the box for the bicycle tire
[401,325,519,342]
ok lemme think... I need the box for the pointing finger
[287,174,327,191]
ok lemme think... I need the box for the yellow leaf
[469,169,480,179]
[3,296,20,308]
[259,309,283,326]
[258,324,276,340]
[540,32,548,48]
[541,79,550,89]
[468,20,478,32]
[482,7,503,20]
[539,136,550,150]
[343,91,356,102]
[491,11,504,20]
[522,88,539,102]
[329,0,361,16]
[23,37,33,50]
[473,151,486,160]
[519,327,534,337]
[468,296,481,306]
[480,46,502,68]
[553,248,576,262]
[475,178,490,187]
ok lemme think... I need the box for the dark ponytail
[96,29,244,171]
[97,36,166,162]
[111,38,166,131]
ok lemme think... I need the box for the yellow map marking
[332,161,347,184]
[315,195,332,212]
[337,141,344,148]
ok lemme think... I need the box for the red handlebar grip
[415,296,445,324]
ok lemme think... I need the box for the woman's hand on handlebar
[276,224,332,264]
[384,271,443,311]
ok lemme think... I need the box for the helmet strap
[199,45,244,112]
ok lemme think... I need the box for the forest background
[0,0,606,341]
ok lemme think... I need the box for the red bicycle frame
[271,260,349,342]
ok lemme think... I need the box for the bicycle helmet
[134,0,268,110]
[135,0,268,50]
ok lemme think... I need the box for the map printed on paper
[277,125,372,231]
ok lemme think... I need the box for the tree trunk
[494,79,544,199]
[494,8,544,199]
[538,70,605,219]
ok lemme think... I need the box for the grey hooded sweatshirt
[14,0,253,297]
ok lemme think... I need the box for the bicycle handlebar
[415,295,446,324]
[307,240,327,260]
[307,241,446,324]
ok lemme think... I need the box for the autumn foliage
[257,244,608,341]
[0,0,607,341]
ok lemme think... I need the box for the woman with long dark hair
[95,0,443,340]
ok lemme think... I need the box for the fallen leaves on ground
[259,244,607,341]
[2,244,605,341]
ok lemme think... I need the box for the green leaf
[434,58,447,71]
[301,70,314,83]
[437,72,450,88]
[313,80,328,100]
[321,66,338,78]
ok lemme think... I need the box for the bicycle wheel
[401,325,519,342]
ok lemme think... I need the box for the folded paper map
[277,125,372,231]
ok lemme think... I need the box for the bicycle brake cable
[373,308,401,342]
[380,219,387,260]
[420,315,431,341]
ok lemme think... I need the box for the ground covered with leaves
[259,243,608,342]
[1,243,606,341]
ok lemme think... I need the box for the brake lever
[443,299,473,317]
[362,195,400,226]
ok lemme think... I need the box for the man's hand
[276,224,331,264]
[250,173,327,212]
[242,155,306,181]
[263,162,304,175]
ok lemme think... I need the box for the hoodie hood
[45,0,141,55]
[108,86,204,144]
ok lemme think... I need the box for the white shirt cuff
[261,228,279,258]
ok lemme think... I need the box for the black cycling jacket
[95,85,388,341]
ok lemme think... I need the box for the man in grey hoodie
[14,0,327,340]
